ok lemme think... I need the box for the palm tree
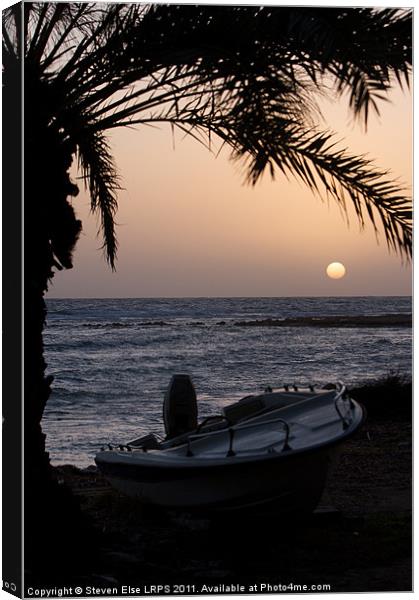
[3,2,412,572]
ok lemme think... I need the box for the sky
[46,19,412,299]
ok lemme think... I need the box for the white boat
[95,380,364,513]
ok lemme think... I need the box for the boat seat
[127,433,160,450]
[223,391,319,425]
[223,395,265,424]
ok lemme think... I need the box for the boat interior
[124,384,349,458]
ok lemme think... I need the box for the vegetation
[350,372,412,421]
[2,3,412,575]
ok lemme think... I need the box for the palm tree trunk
[24,125,64,487]
[23,118,96,578]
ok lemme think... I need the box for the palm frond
[286,8,412,126]
[3,3,22,58]
[76,129,121,270]
[39,4,92,73]
[231,123,412,258]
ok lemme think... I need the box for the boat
[95,376,364,514]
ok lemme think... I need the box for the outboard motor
[163,374,198,439]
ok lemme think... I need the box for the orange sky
[47,64,412,298]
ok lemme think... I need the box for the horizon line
[45,294,412,300]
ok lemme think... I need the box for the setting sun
[326,262,346,279]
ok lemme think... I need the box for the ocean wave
[81,320,169,329]
[231,314,411,328]
[66,315,413,330]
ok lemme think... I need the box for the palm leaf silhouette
[4,4,411,266]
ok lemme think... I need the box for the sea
[43,296,412,467]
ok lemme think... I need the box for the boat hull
[96,442,340,513]
[95,387,364,514]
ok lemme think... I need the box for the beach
[52,377,412,593]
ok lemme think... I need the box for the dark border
[2,2,23,597]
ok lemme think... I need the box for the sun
[326,262,346,279]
